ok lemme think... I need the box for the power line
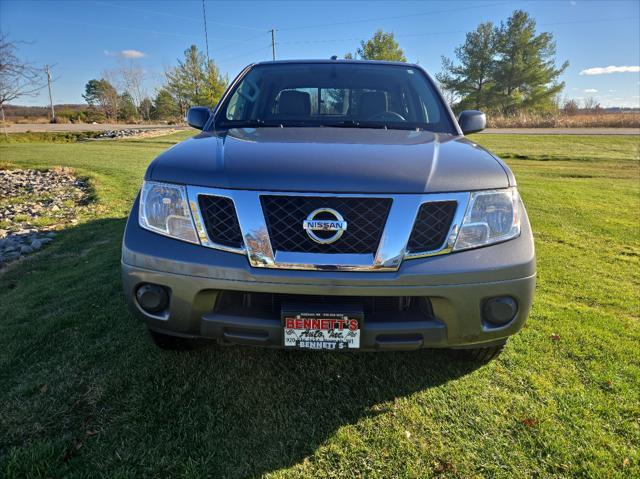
[277,16,639,46]
[209,32,272,56]
[539,16,640,27]
[216,45,274,66]
[55,19,205,39]
[277,1,509,31]
[90,0,266,32]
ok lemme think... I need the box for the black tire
[147,328,207,351]
[450,342,505,363]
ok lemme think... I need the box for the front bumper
[122,198,536,351]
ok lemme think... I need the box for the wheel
[147,328,207,351]
[450,342,505,363]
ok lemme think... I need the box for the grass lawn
[0,132,638,478]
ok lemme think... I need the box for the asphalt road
[2,123,189,133]
[2,123,638,135]
[480,127,639,135]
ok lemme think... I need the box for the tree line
[82,45,227,122]
[342,10,568,115]
[437,10,568,114]
[1,9,569,123]
[79,9,567,122]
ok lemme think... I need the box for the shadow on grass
[0,217,484,477]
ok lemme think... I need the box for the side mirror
[186,106,212,130]
[458,110,486,135]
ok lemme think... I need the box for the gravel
[0,168,91,266]
[96,129,147,139]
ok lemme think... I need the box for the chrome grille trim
[186,186,470,272]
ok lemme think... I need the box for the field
[486,112,640,128]
[0,132,638,478]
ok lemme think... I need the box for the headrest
[278,90,311,117]
[360,91,388,118]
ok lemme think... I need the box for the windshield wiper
[319,120,385,129]
[222,119,426,131]
[222,119,284,128]
[319,120,423,131]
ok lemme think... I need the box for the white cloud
[104,49,147,59]
[598,97,640,108]
[579,65,640,75]
[120,49,147,58]
[584,89,598,93]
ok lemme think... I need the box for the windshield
[215,62,456,133]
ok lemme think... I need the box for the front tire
[147,328,207,351]
[450,342,505,363]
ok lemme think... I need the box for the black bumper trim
[200,313,447,351]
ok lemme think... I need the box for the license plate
[281,303,363,350]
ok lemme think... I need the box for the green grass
[0,131,106,143]
[1,133,638,478]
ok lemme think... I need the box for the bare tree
[562,98,580,116]
[101,69,124,122]
[0,34,45,108]
[119,60,147,118]
[439,85,460,110]
[582,97,601,113]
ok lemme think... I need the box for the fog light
[136,284,169,313]
[483,296,517,325]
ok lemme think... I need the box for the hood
[147,127,510,193]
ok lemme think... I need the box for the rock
[0,168,90,265]
[3,251,21,262]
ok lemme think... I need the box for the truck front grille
[406,201,457,253]
[215,291,434,322]
[198,195,244,248]
[260,196,392,254]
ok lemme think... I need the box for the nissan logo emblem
[302,208,348,244]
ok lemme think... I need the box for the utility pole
[270,29,276,61]
[45,65,55,121]
[1,106,7,139]
[202,0,210,62]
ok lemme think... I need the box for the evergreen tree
[354,30,407,62]
[83,78,118,120]
[436,10,568,114]
[437,22,496,111]
[165,45,227,115]
[151,88,180,121]
[492,10,568,113]
[117,91,137,122]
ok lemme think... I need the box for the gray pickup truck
[122,60,535,361]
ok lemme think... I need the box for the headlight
[138,181,199,244]
[454,187,521,251]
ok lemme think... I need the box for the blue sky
[2,0,639,107]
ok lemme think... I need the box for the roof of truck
[253,59,422,68]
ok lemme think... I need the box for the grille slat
[198,195,244,248]
[261,196,392,254]
[215,291,434,322]
[407,201,457,253]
